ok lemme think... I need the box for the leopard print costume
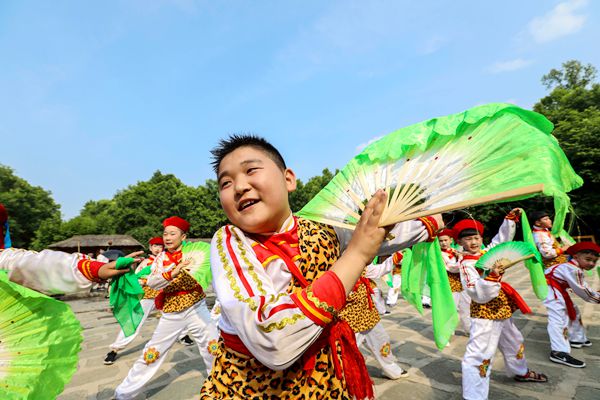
[470,288,518,320]
[200,218,352,399]
[447,272,463,292]
[542,240,568,269]
[161,270,205,313]
[140,279,160,299]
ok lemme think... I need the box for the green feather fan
[0,273,82,399]
[297,103,582,234]
[182,241,212,289]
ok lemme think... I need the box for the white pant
[386,274,402,306]
[372,286,387,315]
[544,294,587,353]
[356,321,404,379]
[453,290,472,333]
[462,318,528,400]
[109,299,190,352]
[114,299,219,400]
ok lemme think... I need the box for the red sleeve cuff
[505,212,520,222]
[556,248,563,255]
[291,271,346,326]
[484,273,502,282]
[418,216,439,241]
[162,271,173,281]
[77,259,105,283]
[392,251,403,265]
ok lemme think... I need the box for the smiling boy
[456,212,548,400]
[200,135,440,399]
[544,242,600,368]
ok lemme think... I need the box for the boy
[104,237,192,365]
[438,229,471,334]
[115,217,219,399]
[544,242,600,368]
[457,212,548,400]
[531,211,570,268]
[356,252,409,380]
[200,135,440,399]
[385,251,403,307]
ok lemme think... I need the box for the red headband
[566,242,600,256]
[149,237,164,246]
[0,203,7,224]
[162,216,190,233]
[452,219,484,240]
[437,228,454,238]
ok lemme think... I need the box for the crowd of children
[1,134,599,400]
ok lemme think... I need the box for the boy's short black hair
[211,134,287,174]
[457,228,480,239]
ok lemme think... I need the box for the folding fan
[0,272,82,399]
[181,241,212,289]
[475,242,539,278]
[297,103,582,234]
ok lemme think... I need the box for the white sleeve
[559,265,600,304]
[212,226,325,370]
[0,248,91,294]
[364,256,396,279]
[460,260,500,303]
[146,254,172,290]
[487,218,516,250]
[442,251,460,273]
[335,219,430,255]
[533,231,558,259]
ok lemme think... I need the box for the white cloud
[355,135,383,153]
[529,0,588,43]
[487,58,533,73]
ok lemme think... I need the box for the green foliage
[290,169,335,212]
[0,165,61,248]
[534,60,600,238]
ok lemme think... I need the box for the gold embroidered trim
[217,228,258,311]
[259,313,305,333]
[305,284,338,317]
[232,229,267,296]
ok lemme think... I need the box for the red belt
[546,277,576,320]
[154,286,202,310]
[500,282,531,314]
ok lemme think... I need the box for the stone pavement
[58,268,600,400]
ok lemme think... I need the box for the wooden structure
[48,234,144,255]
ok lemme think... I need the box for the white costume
[544,260,600,353]
[114,250,219,400]
[0,248,96,294]
[211,214,429,371]
[355,257,407,379]
[442,248,471,333]
[532,227,568,268]
[459,218,533,400]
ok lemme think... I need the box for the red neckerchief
[250,217,307,286]
[164,250,182,267]
[442,248,457,260]
[546,263,576,320]
[462,253,481,261]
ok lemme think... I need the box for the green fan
[0,273,82,399]
[182,241,212,289]
[297,103,582,234]
[475,241,539,278]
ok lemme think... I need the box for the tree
[289,169,336,212]
[534,60,600,238]
[0,165,61,248]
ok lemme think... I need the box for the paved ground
[58,268,600,400]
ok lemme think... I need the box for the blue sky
[1,0,599,219]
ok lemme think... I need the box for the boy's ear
[284,168,297,193]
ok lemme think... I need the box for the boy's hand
[98,263,130,280]
[171,258,192,278]
[125,250,145,262]
[345,190,388,267]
